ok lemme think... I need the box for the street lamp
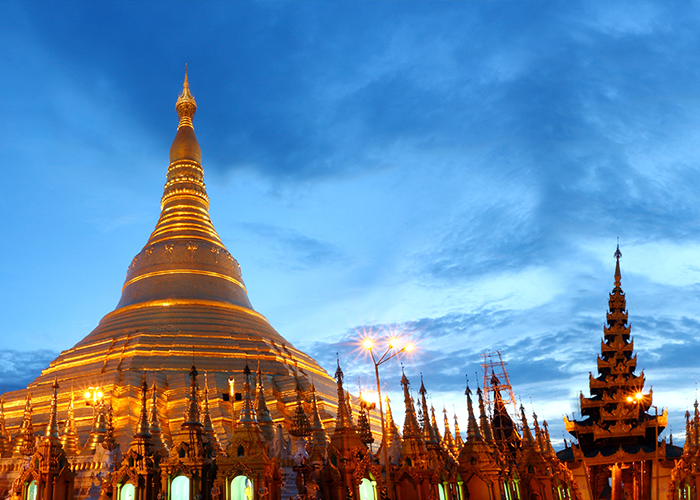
[84,386,105,427]
[83,387,104,406]
[363,336,414,500]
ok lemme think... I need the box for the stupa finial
[176,65,197,129]
[614,240,622,287]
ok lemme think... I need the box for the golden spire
[465,381,483,443]
[255,361,275,442]
[200,373,221,454]
[418,375,439,447]
[237,362,259,427]
[45,378,60,441]
[148,381,168,456]
[519,404,535,444]
[309,382,328,454]
[476,386,494,442]
[289,382,311,438]
[134,378,151,440]
[333,359,352,431]
[400,370,421,438]
[14,393,35,457]
[176,65,197,129]
[61,388,81,455]
[115,70,254,314]
[183,364,202,427]
[453,412,464,449]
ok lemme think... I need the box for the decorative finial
[176,65,197,129]
[614,241,622,287]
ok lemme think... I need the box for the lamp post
[84,386,104,424]
[363,337,413,500]
[650,404,659,500]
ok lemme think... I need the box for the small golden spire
[176,64,197,129]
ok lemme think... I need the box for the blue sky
[2,0,700,447]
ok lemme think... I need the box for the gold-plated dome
[117,72,248,311]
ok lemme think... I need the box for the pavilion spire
[45,378,60,441]
[309,382,328,456]
[148,380,168,456]
[477,387,494,442]
[453,413,464,450]
[614,242,622,288]
[129,379,153,456]
[333,359,352,431]
[237,363,260,429]
[183,364,203,428]
[255,361,275,443]
[465,381,483,443]
[60,388,81,456]
[201,373,221,453]
[418,375,439,448]
[14,393,35,456]
[564,244,664,454]
[442,407,456,455]
[401,371,421,438]
[520,404,535,444]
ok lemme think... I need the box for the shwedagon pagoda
[1,74,700,500]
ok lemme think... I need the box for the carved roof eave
[605,310,629,323]
[597,354,637,370]
[600,337,633,351]
[589,372,644,390]
[581,444,666,466]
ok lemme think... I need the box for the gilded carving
[164,243,175,260]
[210,246,220,263]
[144,248,153,262]
[187,241,198,258]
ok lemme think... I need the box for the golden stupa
[1,73,340,454]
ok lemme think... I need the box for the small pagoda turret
[201,374,222,456]
[59,390,81,456]
[13,393,36,457]
[16,379,75,500]
[254,361,275,445]
[148,381,168,458]
[457,381,502,499]
[320,360,382,500]
[308,383,329,459]
[110,379,160,500]
[442,407,457,458]
[163,364,215,500]
[218,362,280,500]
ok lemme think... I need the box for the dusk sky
[3,1,700,447]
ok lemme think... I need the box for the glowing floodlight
[364,339,374,349]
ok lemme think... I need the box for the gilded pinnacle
[176,67,197,129]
